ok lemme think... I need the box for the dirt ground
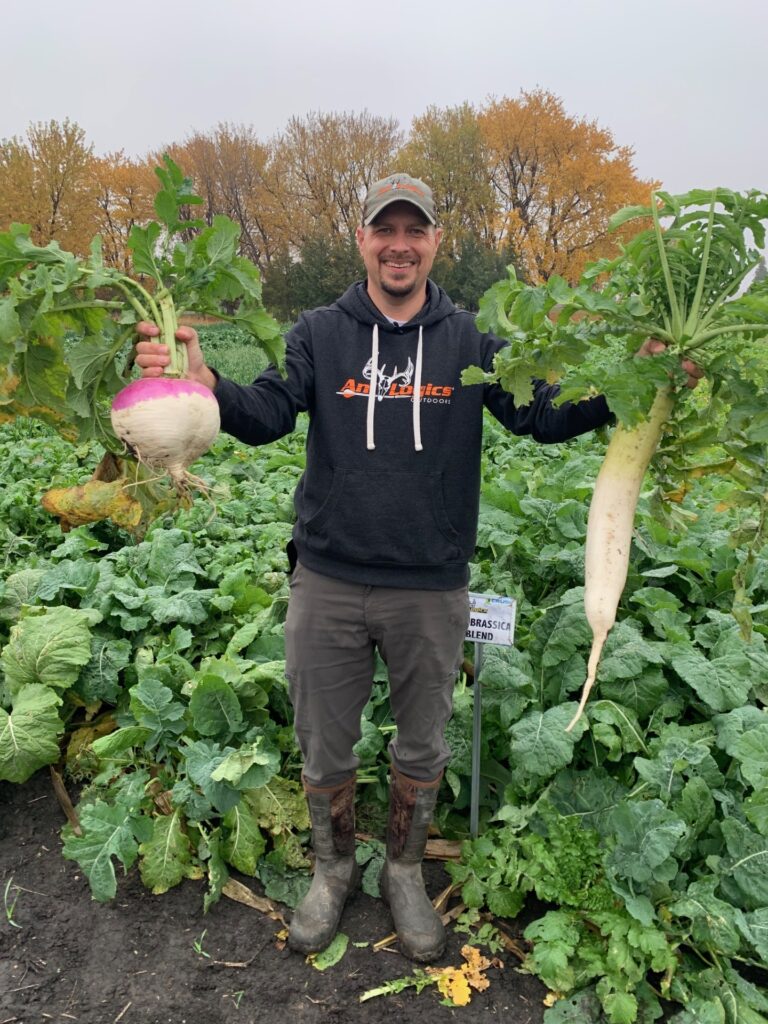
[0,772,550,1024]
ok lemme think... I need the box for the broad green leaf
[127,222,161,279]
[744,908,768,962]
[744,788,768,836]
[634,729,722,802]
[607,800,687,885]
[356,839,385,899]
[597,622,666,682]
[203,217,239,265]
[589,701,647,761]
[182,739,241,814]
[245,776,310,836]
[256,859,311,907]
[128,677,186,749]
[714,706,768,756]
[91,726,153,759]
[75,634,132,704]
[667,878,749,957]
[1,606,99,698]
[600,990,637,1024]
[547,769,629,837]
[598,668,669,721]
[189,676,243,742]
[524,910,581,992]
[509,704,586,780]
[222,802,266,875]
[670,646,753,712]
[352,716,385,762]
[0,684,63,782]
[0,568,45,621]
[210,735,280,789]
[139,810,195,894]
[154,188,179,228]
[732,724,768,790]
[0,295,21,342]
[720,819,768,910]
[62,799,145,901]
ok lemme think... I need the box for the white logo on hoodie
[362,356,414,401]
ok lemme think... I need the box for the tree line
[0,91,656,320]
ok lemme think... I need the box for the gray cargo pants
[284,562,470,788]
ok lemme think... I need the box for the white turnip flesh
[565,387,675,732]
[110,377,220,494]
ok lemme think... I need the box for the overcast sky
[4,0,766,195]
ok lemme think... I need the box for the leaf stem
[651,194,684,339]
[683,196,716,337]
[686,323,768,351]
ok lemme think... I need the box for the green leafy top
[0,155,284,445]
[465,188,768,426]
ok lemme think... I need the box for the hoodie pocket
[303,468,464,566]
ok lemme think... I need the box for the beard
[380,279,417,298]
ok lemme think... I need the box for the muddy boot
[380,767,446,963]
[288,775,361,954]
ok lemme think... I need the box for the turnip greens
[0,156,283,528]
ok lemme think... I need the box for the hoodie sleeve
[484,379,612,442]
[481,334,612,443]
[211,317,314,447]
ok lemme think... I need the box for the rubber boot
[380,766,446,963]
[288,775,361,954]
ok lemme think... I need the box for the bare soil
[0,772,549,1024]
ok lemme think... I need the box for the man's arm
[481,337,702,443]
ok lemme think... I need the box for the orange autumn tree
[479,90,656,283]
[0,119,99,255]
[90,153,156,272]
[166,125,283,273]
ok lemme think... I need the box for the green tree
[398,103,497,249]
[264,234,364,323]
[431,235,517,311]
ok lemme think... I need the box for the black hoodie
[213,280,611,589]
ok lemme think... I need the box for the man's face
[355,202,442,301]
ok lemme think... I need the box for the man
[135,173,701,962]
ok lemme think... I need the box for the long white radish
[565,387,675,732]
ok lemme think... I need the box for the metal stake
[470,642,484,838]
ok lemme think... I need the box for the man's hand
[636,338,704,389]
[133,322,217,391]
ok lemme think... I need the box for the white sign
[465,592,516,647]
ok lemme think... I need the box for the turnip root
[565,387,675,732]
[110,377,220,497]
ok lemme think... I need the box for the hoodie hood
[334,280,458,452]
[334,279,457,329]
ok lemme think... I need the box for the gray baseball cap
[362,173,437,226]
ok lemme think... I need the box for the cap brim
[364,195,436,226]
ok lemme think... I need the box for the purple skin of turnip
[110,376,220,495]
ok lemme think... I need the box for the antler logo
[362,356,414,401]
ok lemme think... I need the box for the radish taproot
[567,387,673,731]
[463,187,768,727]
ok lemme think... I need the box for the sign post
[465,592,516,838]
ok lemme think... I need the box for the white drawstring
[365,322,424,452]
[412,326,423,452]
[366,323,379,450]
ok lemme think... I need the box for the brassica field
[1,331,767,1023]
